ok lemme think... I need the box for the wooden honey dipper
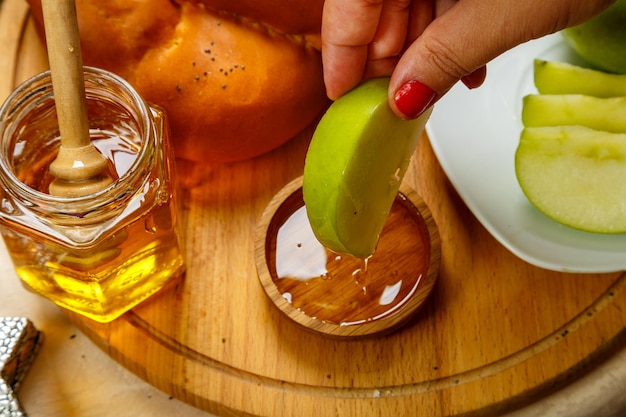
[41,0,113,197]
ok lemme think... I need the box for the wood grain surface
[3,1,626,416]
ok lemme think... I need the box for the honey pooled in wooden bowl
[255,177,440,338]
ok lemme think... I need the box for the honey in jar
[0,67,185,323]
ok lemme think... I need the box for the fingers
[322,0,615,116]
[368,0,412,60]
[322,0,415,100]
[321,0,384,100]
[322,43,369,101]
[365,0,413,85]
[389,0,617,119]
[390,0,509,118]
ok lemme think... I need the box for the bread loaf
[27,0,328,163]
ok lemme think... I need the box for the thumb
[388,0,616,119]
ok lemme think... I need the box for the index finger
[322,0,384,99]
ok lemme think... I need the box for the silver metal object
[1,318,42,417]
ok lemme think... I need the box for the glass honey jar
[0,67,185,323]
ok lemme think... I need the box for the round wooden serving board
[3,1,626,416]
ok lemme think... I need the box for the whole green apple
[562,0,626,74]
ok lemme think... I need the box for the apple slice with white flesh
[522,94,626,133]
[302,78,431,258]
[515,125,626,233]
[534,59,626,97]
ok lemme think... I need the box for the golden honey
[261,184,437,333]
[0,68,185,322]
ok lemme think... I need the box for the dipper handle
[41,0,112,197]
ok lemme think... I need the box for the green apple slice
[302,78,431,258]
[522,94,626,132]
[534,59,626,97]
[515,125,626,233]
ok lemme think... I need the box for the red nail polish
[394,80,436,119]
[461,76,474,89]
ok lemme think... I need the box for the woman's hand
[322,0,616,118]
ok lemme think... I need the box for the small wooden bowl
[255,176,440,338]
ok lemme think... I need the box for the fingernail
[394,80,436,119]
[461,76,474,89]
[461,75,480,89]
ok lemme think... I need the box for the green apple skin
[534,59,626,97]
[302,78,431,258]
[561,0,626,74]
[515,126,626,233]
[522,94,626,133]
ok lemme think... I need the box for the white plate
[426,33,626,273]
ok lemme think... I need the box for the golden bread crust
[27,0,328,162]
